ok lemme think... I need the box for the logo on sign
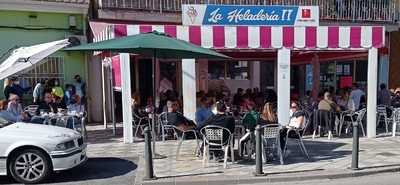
[186,6,198,24]
[301,8,311,18]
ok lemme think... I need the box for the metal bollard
[254,125,264,176]
[144,126,156,180]
[351,121,359,170]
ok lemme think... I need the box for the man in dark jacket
[197,101,235,141]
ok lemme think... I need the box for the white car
[0,116,87,184]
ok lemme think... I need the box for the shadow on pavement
[0,157,137,184]
[282,140,349,164]
[235,140,349,165]
[46,157,137,183]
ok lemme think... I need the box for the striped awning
[91,22,385,50]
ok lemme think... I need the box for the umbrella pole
[152,55,156,158]
[152,51,166,159]
[109,60,117,136]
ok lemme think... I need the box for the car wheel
[9,149,51,184]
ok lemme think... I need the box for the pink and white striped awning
[91,23,385,50]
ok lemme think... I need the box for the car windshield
[0,116,12,128]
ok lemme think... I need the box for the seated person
[392,90,400,108]
[0,100,18,123]
[36,92,58,115]
[67,95,85,113]
[0,99,29,123]
[197,101,235,142]
[165,100,196,132]
[288,102,306,129]
[279,101,307,150]
[318,92,340,112]
[7,94,23,118]
[317,92,338,136]
[195,97,214,126]
[239,103,265,156]
[240,95,256,113]
[258,102,277,126]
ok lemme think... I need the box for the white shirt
[350,89,365,110]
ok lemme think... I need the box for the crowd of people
[0,75,86,123]
[132,82,400,157]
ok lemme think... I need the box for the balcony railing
[99,0,399,23]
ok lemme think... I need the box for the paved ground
[2,123,400,185]
[255,171,400,185]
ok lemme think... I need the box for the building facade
[88,0,400,124]
[0,0,89,101]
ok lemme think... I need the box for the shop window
[18,56,65,88]
[208,61,249,80]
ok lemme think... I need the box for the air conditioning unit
[66,35,87,47]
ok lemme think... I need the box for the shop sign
[182,4,319,26]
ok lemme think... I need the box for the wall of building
[389,31,400,89]
[0,10,86,99]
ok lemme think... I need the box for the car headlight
[54,140,75,151]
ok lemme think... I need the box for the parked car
[0,116,87,184]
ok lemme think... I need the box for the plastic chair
[261,124,284,165]
[392,108,400,137]
[377,105,390,133]
[200,125,234,169]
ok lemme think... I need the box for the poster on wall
[340,76,353,88]
[182,4,319,26]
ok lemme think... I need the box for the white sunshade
[0,39,70,80]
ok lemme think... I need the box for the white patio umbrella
[0,39,70,80]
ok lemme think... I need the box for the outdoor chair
[200,125,234,169]
[339,108,366,137]
[313,110,335,140]
[284,118,310,160]
[24,105,38,116]
[132,110,150,138]
[302,110,313,136]
[234,120,246,146]
[377,105,390,133]
[338,110,353,137]
[392,108,400,137]
[158,112,178,141]
[261,124,284,165]
[158,112,200,160]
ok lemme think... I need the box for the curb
[136,154,400,185]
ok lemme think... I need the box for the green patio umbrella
[66,31,229,157]
[65,31,228,59]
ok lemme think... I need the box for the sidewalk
[83,124,400,185]
[136,135,400,184]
